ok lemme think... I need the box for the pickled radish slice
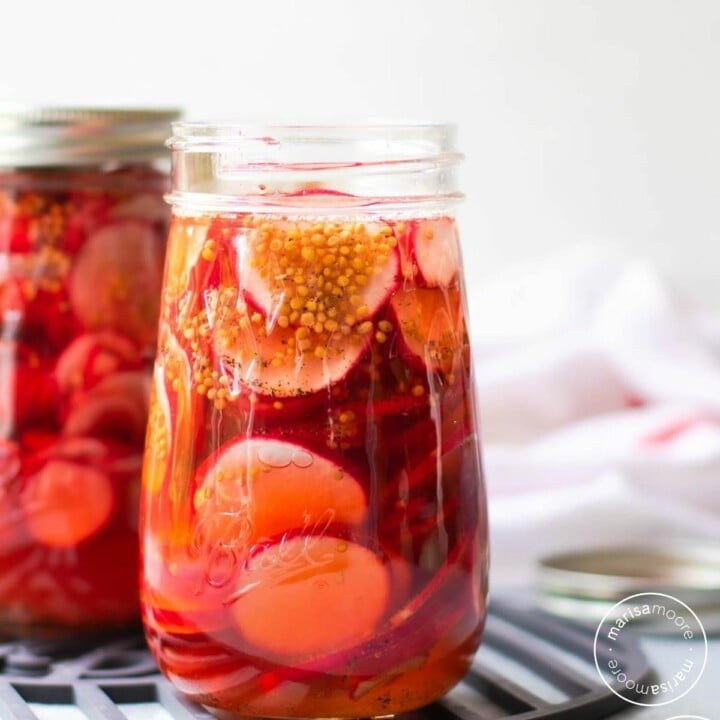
[194,438,367,549]
[55,331,141,393]
[410,218,460,287]
[69,220,165,348]
[230,537,388,658]
[391,287,464,374]
[234,219,400,323]
[110,194,169,224]
[63,371,150,443]
[220,322,370,398]
[275,537,474,688]
[21,460,114,547]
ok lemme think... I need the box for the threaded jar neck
[167,123,463,214]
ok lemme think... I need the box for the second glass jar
[141,123,488,718]
[0,108,178,633]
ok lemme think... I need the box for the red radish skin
[382,432,480,558]
[409,218,461,288]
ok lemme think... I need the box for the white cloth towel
[469,245,720,584]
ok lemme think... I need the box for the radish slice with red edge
[55,331,141,394]
[109,194,168,224]
[410,217,460,287]
[231,219,400,323]
[230,536,389,659]
[69,219,165,348]
[219,318,371,399]
[234,535,477,694]
[194,437,367,552]
[62,371,150,444]
[21,459,114,548]
[391,287,465,374]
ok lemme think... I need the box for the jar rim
[0,106,182,168]
[168,121,459,155]
[167,121,463,211]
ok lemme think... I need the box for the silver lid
[537,543,720,631]
[0,107,182,168]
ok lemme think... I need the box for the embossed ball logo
[593,592,708,707]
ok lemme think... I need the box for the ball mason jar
[0,107,179,634]
[141,123,489,718]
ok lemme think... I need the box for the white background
[2,0,719,306]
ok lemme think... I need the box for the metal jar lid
[0,107,181,168]
[537,542,720,632]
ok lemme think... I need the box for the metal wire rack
[0,598,651,719]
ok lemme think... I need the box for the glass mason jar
[141,123,489,718]
[0,107,180,634]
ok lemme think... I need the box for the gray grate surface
[0,599,651,719]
